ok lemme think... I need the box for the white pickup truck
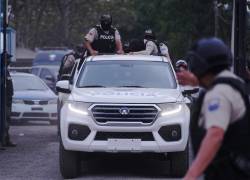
[56,55,191,179]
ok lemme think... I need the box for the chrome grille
[91,105,159,124]
[39,101,48,105]
[23,100,34,105]
[23,100,48,105]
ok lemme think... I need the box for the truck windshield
[77,61,177,89]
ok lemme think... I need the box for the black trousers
[205,157,250,180]
[1,105,11,144]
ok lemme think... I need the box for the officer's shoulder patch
[208,98,220,112]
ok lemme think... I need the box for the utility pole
[233,0,247,78]
[214,0,220,37]
[0,0,7,145]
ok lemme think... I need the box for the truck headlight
[158,103,183,116]
[66,101,91,116]
[12,99,24,104]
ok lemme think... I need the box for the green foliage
[9,0,232,60]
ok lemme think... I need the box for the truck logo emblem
[119,107,130,115]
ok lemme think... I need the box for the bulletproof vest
[191,77,250,158]
[91,25,116,54]
[145,40,161,56]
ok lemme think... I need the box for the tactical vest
[145,40,161,56]
[91,25,116,54]
[191,77,250,161]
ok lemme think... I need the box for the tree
[9,0,232,60]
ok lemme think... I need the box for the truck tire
[59,141,81,179]
[169,145,189,177]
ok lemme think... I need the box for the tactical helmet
[100,14,112,30]
[186,38,232,78]
[144,29,156,40]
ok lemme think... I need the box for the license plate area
[31,107,43,111]
[108,139,141,151]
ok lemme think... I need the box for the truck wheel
[59,141,81,179]
[169,145,189,177]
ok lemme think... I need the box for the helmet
[186,37,232,78]
[176,59,188,70]
[144,29,156,40]
[100,14,112,30]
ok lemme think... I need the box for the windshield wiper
[118,85,145,88]
[80,85,106,88]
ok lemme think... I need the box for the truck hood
[71,88,182,103]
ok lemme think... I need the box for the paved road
[0,123,186,180]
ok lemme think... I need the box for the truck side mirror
[56,80,71,94]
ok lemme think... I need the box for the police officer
[130,29,159,56]
[176,38,250,179]
[84,14,124,55]
[58,44,85,80]
[1,55,16,147]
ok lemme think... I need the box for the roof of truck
[86,55,170,62]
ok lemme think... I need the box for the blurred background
[9,0,234,60]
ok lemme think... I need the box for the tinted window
[31,68,39,75]
[77,61,176,89]
[40,69,52,79]
[12,75,48,91]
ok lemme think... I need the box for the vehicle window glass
[31,68,39,75]
[77,61,177,89]
[40,69,52,79]
[12,75,48,91]
[47,67,59,80]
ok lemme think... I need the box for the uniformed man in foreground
[177,38,250,179]
[84,14,124,55]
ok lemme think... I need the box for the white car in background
[57,55,194,179]
[11,73,58,124]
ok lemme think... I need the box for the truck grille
[91,105,159,124]
[23,100,48,105]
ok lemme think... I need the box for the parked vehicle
[56,55,194,178]
[31,65,59,92]
[8,66,32,73]
[33,48,72,66]
[11,72,57,124]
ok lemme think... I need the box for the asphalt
[0,122,186,180]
